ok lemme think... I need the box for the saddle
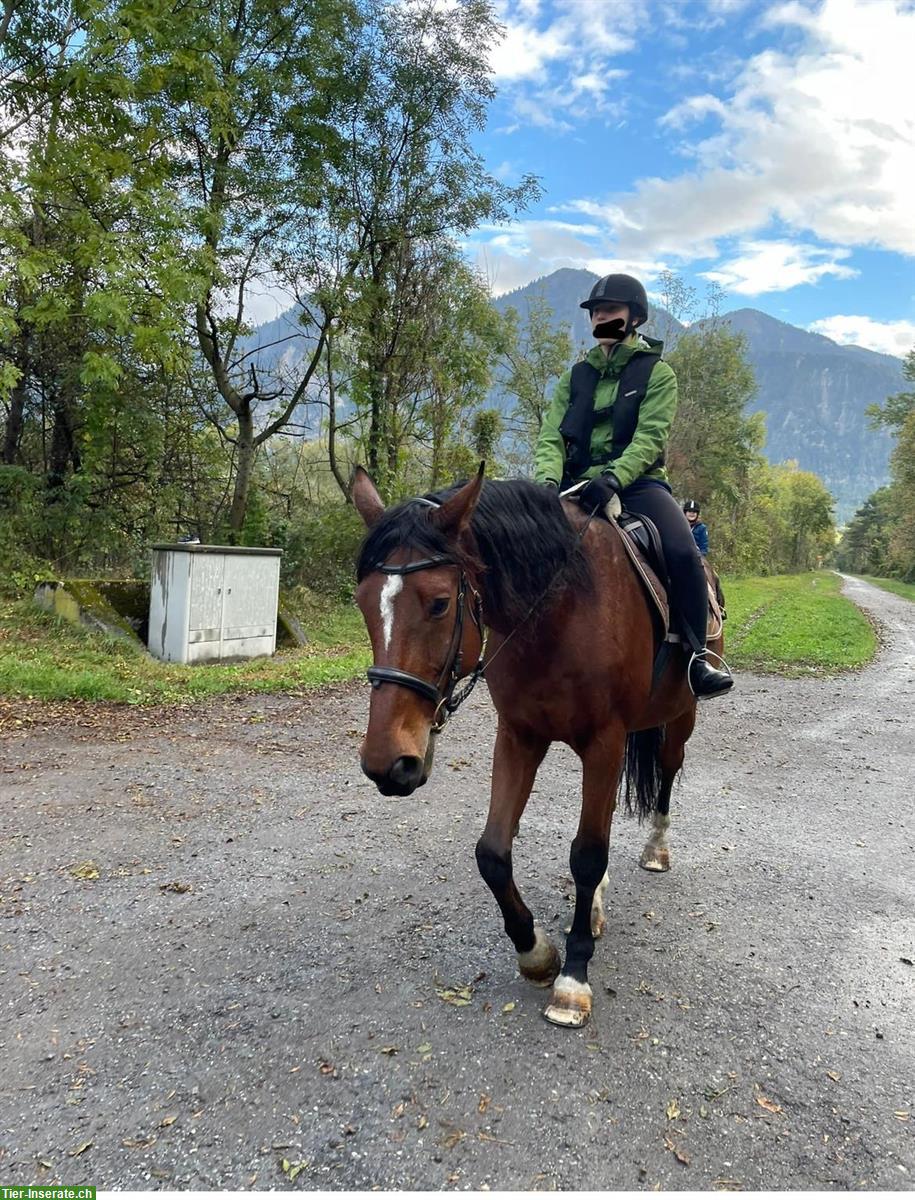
[611,510,724,643]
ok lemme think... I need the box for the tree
[498,292,572,466]
[129,0,356,535]
[329,0,538,501]
[666,323,760,508]
[867,346,915,580]
[836,488,894,575]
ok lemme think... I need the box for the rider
[683,499,709,556]
[533,273,733,698]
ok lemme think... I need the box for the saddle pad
[611,521,723,641]
[610,519,669,631]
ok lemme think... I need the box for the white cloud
[658,93,728,131]
[466,218,666,295]
[700,240,857,295]
[807,315,915,357]
[488,19,568,82]
[609,0,915,260]
[489,0,633,120]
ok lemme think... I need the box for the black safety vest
[558,352,664,485]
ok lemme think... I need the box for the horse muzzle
[361,754,428,796]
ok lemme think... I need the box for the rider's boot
[688,647,733,698]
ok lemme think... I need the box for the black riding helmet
[580,273,649,327]
[683,499,700,514]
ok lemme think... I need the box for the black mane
[357,479,593,626]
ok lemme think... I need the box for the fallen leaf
[379,1045,398,1055]
[441,1126,465,1150]
[664,1134,690,1165]
[122,1135,157,1149]
[436,984,473,1006]
[712,1179,743,1191]
[704,1081,736,1101]
[666,1099,681,1120]
[826,1071,840,1082]
[755,1095,782,1115]
[502,1002,515,1014]
[417,1114,429,1130]
[416,1042,432,1054]
[70,863,99,881]
[392,1102,407,1119]
[280,1157,309,1181]
[893,1110,910,1121]
[159,882,192,894]
[478,1094,491,1114]
[159,1115,177,1127]
[69,1141,93,1157]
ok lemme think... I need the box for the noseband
[365,505,487,732]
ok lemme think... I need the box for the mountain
[492,267,686,350]
[243,268,905,522]
[494,269,903,522]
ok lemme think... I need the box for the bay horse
[352,466,720,1028]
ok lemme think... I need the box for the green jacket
[534,334,676,490]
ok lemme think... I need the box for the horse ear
[351,466,385,528]
[432,462,485,538]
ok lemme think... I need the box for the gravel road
[1,574,913,1191]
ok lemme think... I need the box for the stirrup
[687,647,733,699]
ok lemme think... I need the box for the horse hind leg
[475,724,561,988]
[639,709,695,873]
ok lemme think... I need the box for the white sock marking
[380,574,403,651]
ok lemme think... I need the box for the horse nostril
[389,756,424,789]
[361,755,425,796]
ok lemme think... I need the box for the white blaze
[380,574,403,651]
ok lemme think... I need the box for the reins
[365,492,599,734]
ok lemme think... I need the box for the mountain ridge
[245,268,904,522]
[492,270,902,520]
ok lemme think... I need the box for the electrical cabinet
[148,544,282,663]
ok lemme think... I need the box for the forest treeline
[0,0,839,598]
[835,348,915,582]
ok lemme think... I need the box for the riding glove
[578,471,621,512]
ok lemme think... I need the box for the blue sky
[463,0,915,356]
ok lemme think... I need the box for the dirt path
[1,576,913,1191]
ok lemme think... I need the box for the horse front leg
[475,722,560,987]
[545,725,626,1028]
[640,708,696,873]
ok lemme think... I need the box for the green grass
[0,569,880,705]
[860,575,915,604]
[0,591,370,704]
[720,571,876,675]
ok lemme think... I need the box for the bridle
[365,504,487,733]
[364,489,597,733]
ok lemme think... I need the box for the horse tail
[621,726,665,820]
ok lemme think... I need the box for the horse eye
[429,597,450,618]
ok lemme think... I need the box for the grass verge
[720,571,876,675]
[0,591,370,704]
[0,569,879,704]
[860,575,915,604]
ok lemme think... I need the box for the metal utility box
[148,544,282,663]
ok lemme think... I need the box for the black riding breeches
[619,478,708,649]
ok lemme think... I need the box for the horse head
[352,466,486,796]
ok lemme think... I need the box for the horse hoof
[542,975,592,1027]
[591,913,606,939]
[518,927,561,988]
[639,848,670,873]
